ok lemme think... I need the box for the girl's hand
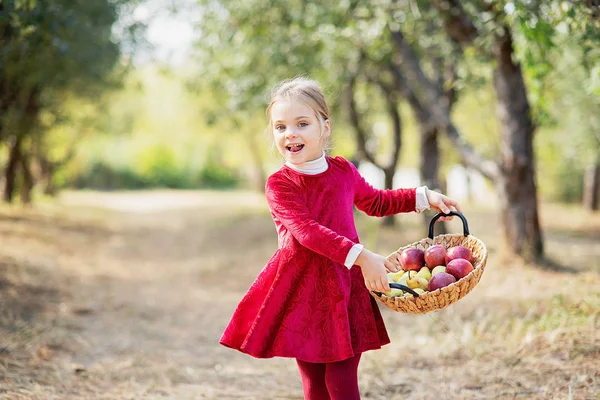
[355,248,397,293]
[426,188,462,222]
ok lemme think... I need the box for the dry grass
[0,190,599,399]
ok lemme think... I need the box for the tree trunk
[420,125,446,234]
[382,169,395,227]
[39,158,57,196]
[494,29,543,261]
[381,83,402,228]
[389,26,543,261]
[4,135,23,203]
[248,133,267,192]
[346,74,403,228]
[389,64,448,234]
[20,154,33,204]
[583,156,600,211]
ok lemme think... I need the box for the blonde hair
[265,77,331,151]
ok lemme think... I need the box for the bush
[66,160,239,190]
[197,162,239,188]
[71,161,147,190]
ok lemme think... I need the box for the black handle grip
[373,283,420,297]
[428,211,470,239]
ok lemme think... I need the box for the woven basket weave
[371,212,488,314]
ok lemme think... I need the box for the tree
[393,0,544,261]
[194,1,447,228]
[0,0,143,203]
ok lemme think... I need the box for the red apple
[428,272,456,291]
[445,245,473,264]
[399,248,425,271]
[424,245,446,268]
[446,258,474,280]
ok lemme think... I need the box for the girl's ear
[322,118,331,140]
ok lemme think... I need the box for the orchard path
[0,190,598,399]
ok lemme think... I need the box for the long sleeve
[350,162,417,216]
[265,175,356,266]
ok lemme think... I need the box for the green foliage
[134,144,181,187]
[68,158,239,191]
[70,161,147,190]
[197,161,239,189]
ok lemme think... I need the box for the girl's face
[271,99,330,165]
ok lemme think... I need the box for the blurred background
[1,0,599,259]
[1,1,599,399]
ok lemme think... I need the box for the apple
[424,245,446,268]
[445,245,473,264]
[431,265,446,276]
[427,272,456,291]
[446,258,474,280]
[399,248,425,271]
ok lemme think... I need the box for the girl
[219,77,460,399]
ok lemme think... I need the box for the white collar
[285,152,328,175]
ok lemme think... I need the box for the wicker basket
[371,212,488,314]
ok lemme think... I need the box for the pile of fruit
[384,244,475,298]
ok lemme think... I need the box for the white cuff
[344,243,364,269]
[415,186,430,213]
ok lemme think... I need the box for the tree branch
[375,79,402,173]
[389,28,500,181]
[345,75,379,167]
[432,0,479,46]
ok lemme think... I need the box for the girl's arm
[265,176,356,266]
[350,162,417,216]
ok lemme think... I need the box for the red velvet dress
[219,156,417,363]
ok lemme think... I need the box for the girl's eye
[275,125,285,131]
[298,122,308,128]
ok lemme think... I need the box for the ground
[0,190,599,400]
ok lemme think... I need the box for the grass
[0,191,599,399]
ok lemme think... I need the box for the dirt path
[1,191,599,399]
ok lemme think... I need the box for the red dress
[219,156,416,363]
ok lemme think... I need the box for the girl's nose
[285,129,298,139]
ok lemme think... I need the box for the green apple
[431,265,447,277]
[413,288,426,295]
[417,267,431,281]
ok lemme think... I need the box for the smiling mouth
[286,144,305,153]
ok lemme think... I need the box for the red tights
[296,353,362,400]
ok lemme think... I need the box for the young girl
[219,77,461,399]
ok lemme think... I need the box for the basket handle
[428,211,470,239]
[373,283,420,297]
